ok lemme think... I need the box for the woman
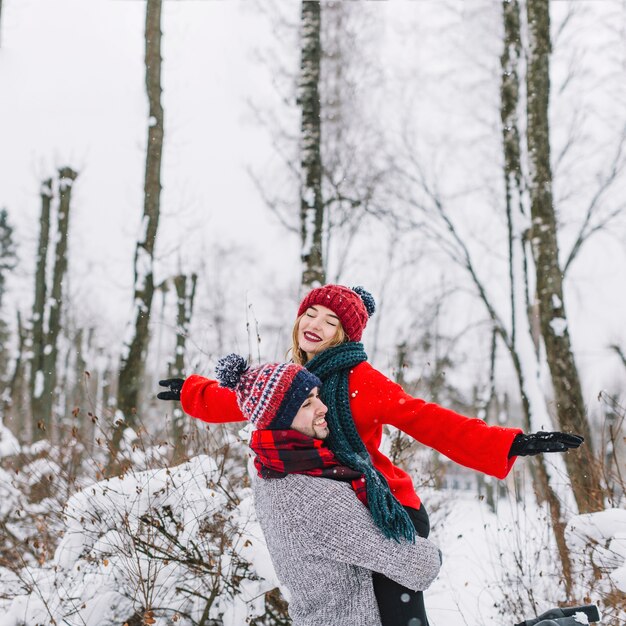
[158,284,583,625]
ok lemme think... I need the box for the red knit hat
[297,285,376,342]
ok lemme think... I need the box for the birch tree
[319,3,389,283]
[29,179,52,438]
[27,169,77,441]
[526,0,602,513]
[41,168,77,434]
[115,0,164,455]
[3,311,27,434]
[394,0,606,515]
[250,2,386,288]
[0,208,15,313]
[0,208,16,380]
[169,272,197,464]
[298,0,324,289]
[500,0,574,588]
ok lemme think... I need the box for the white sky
[0,0,296,335]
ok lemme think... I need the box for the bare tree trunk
[0,312,12,396]
[114,0,164,458]
[526,0,603,513]
[59,337,74,434]
[500,0,524,350]
[63,327,88,439]
[169,272,197,464]
[0,207,16,394]
[500,0,574,593]
[0,208,15,314]
[476,329,498,513]
[3,310,27,438]
[101,357,113,417]
[169,273,197,379]
[75,328,91,440]
[30,179,53,440]
[298,0,325,289]
[39,167,77,441]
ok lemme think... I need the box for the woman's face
[297,304,342,359]
[291,387,329,439]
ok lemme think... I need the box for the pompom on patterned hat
[297,285,376,342]
[215,354,322,430]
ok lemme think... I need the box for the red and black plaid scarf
[249,429,368,507]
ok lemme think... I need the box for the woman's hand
[157,378,185,401]
[508,431,584,458]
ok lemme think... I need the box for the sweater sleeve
[179,374,246,424]
[293,478,441,591]
[353,364,522,479]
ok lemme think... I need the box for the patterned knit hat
[215,354,322,430]
[297,285,376,342]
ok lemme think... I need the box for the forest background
[0,1,625,625]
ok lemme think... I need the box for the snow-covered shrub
[0,437,73,574]
[0,455,281,626]
[566,509,626,623]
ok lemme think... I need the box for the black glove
[508,431,584,458]
[157,378,185,401]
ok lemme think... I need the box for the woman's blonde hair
[288,313,348,365]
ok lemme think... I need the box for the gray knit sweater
[253,474,441,626]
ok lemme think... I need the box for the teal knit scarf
[306,342,415,543]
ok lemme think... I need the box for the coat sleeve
[354,364,522,479]
[294,479,442,592]
[180,374,246,424]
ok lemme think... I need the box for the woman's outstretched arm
[158,374,246,424]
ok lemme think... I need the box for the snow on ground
[424,485,623,626]
[427,495,505,626]
[0,455,278,626]
[425,490,540,626]
[2,450,621,626]
[567,509,626,595]
[0,416,20,459]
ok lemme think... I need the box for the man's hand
[157,378,185,401]
[509,431,584,458]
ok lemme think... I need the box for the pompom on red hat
[297,285,376,342]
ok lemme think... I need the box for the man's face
[291,387,329,439]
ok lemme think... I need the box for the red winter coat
[180,362,522,509]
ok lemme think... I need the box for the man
[213,353,442,626]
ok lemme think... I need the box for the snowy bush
[0,455,282,626]
[566,509,626,623]
[0,436,71,574]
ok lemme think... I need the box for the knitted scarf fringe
[306,342,415,543]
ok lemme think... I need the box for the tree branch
[563,123,626,274]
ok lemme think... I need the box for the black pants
[372,504,431,626]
